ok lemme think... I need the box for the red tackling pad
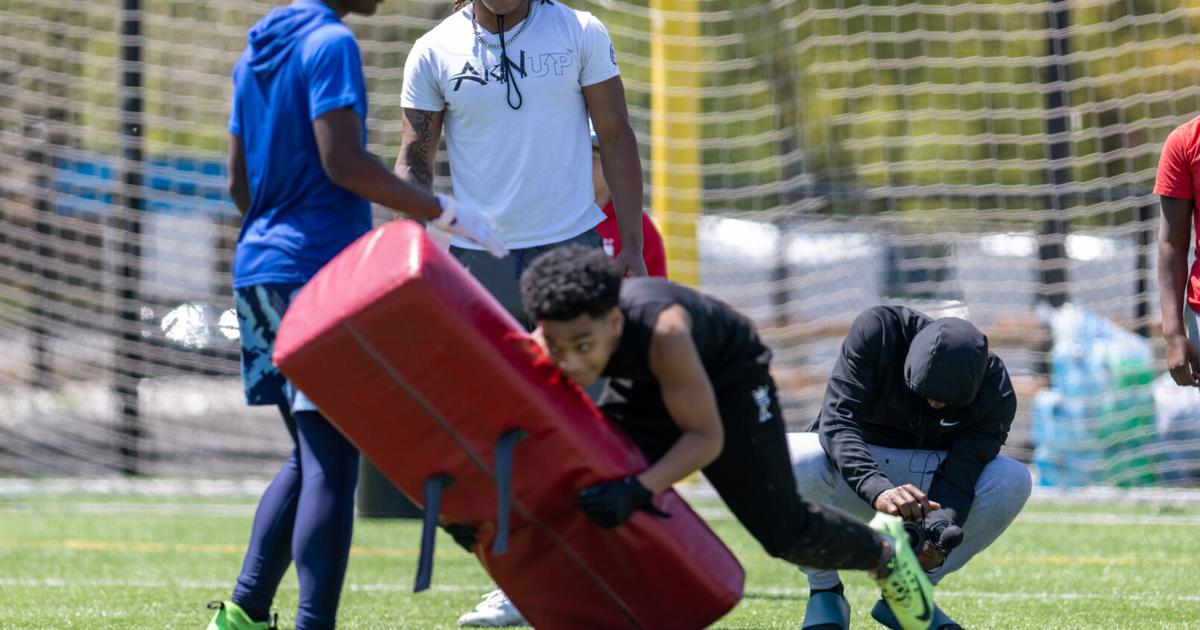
[273,221,744,629]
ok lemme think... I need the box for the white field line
[744,586,1200,604]
[692,507,1198,526]
[5,478,1200,506]
[1,578,1198,605]
[0,538,466,559]
[0,501,1194,527]
[0,501,256,517]
[1014,512,1199,526]
[0,537,1191,569]
[0,478,271,498]
[0,577,491,593]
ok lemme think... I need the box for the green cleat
[868,512,936,630]
[205,601,277,630]
[872,598,963,630]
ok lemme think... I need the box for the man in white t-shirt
[394,1,643,624]
[396,0,646,331]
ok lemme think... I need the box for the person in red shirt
[591,126,668,277]
[1156,115,1200,388]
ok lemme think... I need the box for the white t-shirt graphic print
[401,0,618,250]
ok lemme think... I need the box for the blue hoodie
[228,0,371,288]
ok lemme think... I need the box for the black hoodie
[808,306,1017,526]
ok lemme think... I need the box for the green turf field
[0,492,1196,629]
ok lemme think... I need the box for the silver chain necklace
[471,0,535,50]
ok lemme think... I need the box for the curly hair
[520,245,622,322]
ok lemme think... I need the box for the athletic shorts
[234,283,316,413]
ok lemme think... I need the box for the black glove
[578,475,669,528]
[922,509,964,561]
[441,523,478,552]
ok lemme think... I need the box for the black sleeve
[818,308,895,506]
[927,358,1017,526]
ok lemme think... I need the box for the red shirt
[595,200,668,278]
[1155,115,1200,311]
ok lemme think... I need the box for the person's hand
[1166,333,1200,387]
[873,484,941,521]
[431,193,507,258]
[578,475,667,528]
[613,248,648,277]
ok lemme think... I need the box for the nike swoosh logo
[916,590,932,622]
[939,419,960,428]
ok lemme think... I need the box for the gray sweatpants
[787,432,1032,588]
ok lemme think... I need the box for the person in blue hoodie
[206,2,505,629]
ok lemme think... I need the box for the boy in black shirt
[519,246,937,630]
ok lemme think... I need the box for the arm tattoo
[402,109,438,190]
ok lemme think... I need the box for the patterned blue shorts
[234,283,316,413]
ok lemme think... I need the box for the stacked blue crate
[51,157,117,217]
[52,154,232,218]
[144,157,233,217]
[1031,306,1158,487]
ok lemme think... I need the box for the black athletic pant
[599,365,884,571]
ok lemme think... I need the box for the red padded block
[273,221,744,629]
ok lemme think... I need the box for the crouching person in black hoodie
[795,306,1032,630]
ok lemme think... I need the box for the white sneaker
[457,589,529,627]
